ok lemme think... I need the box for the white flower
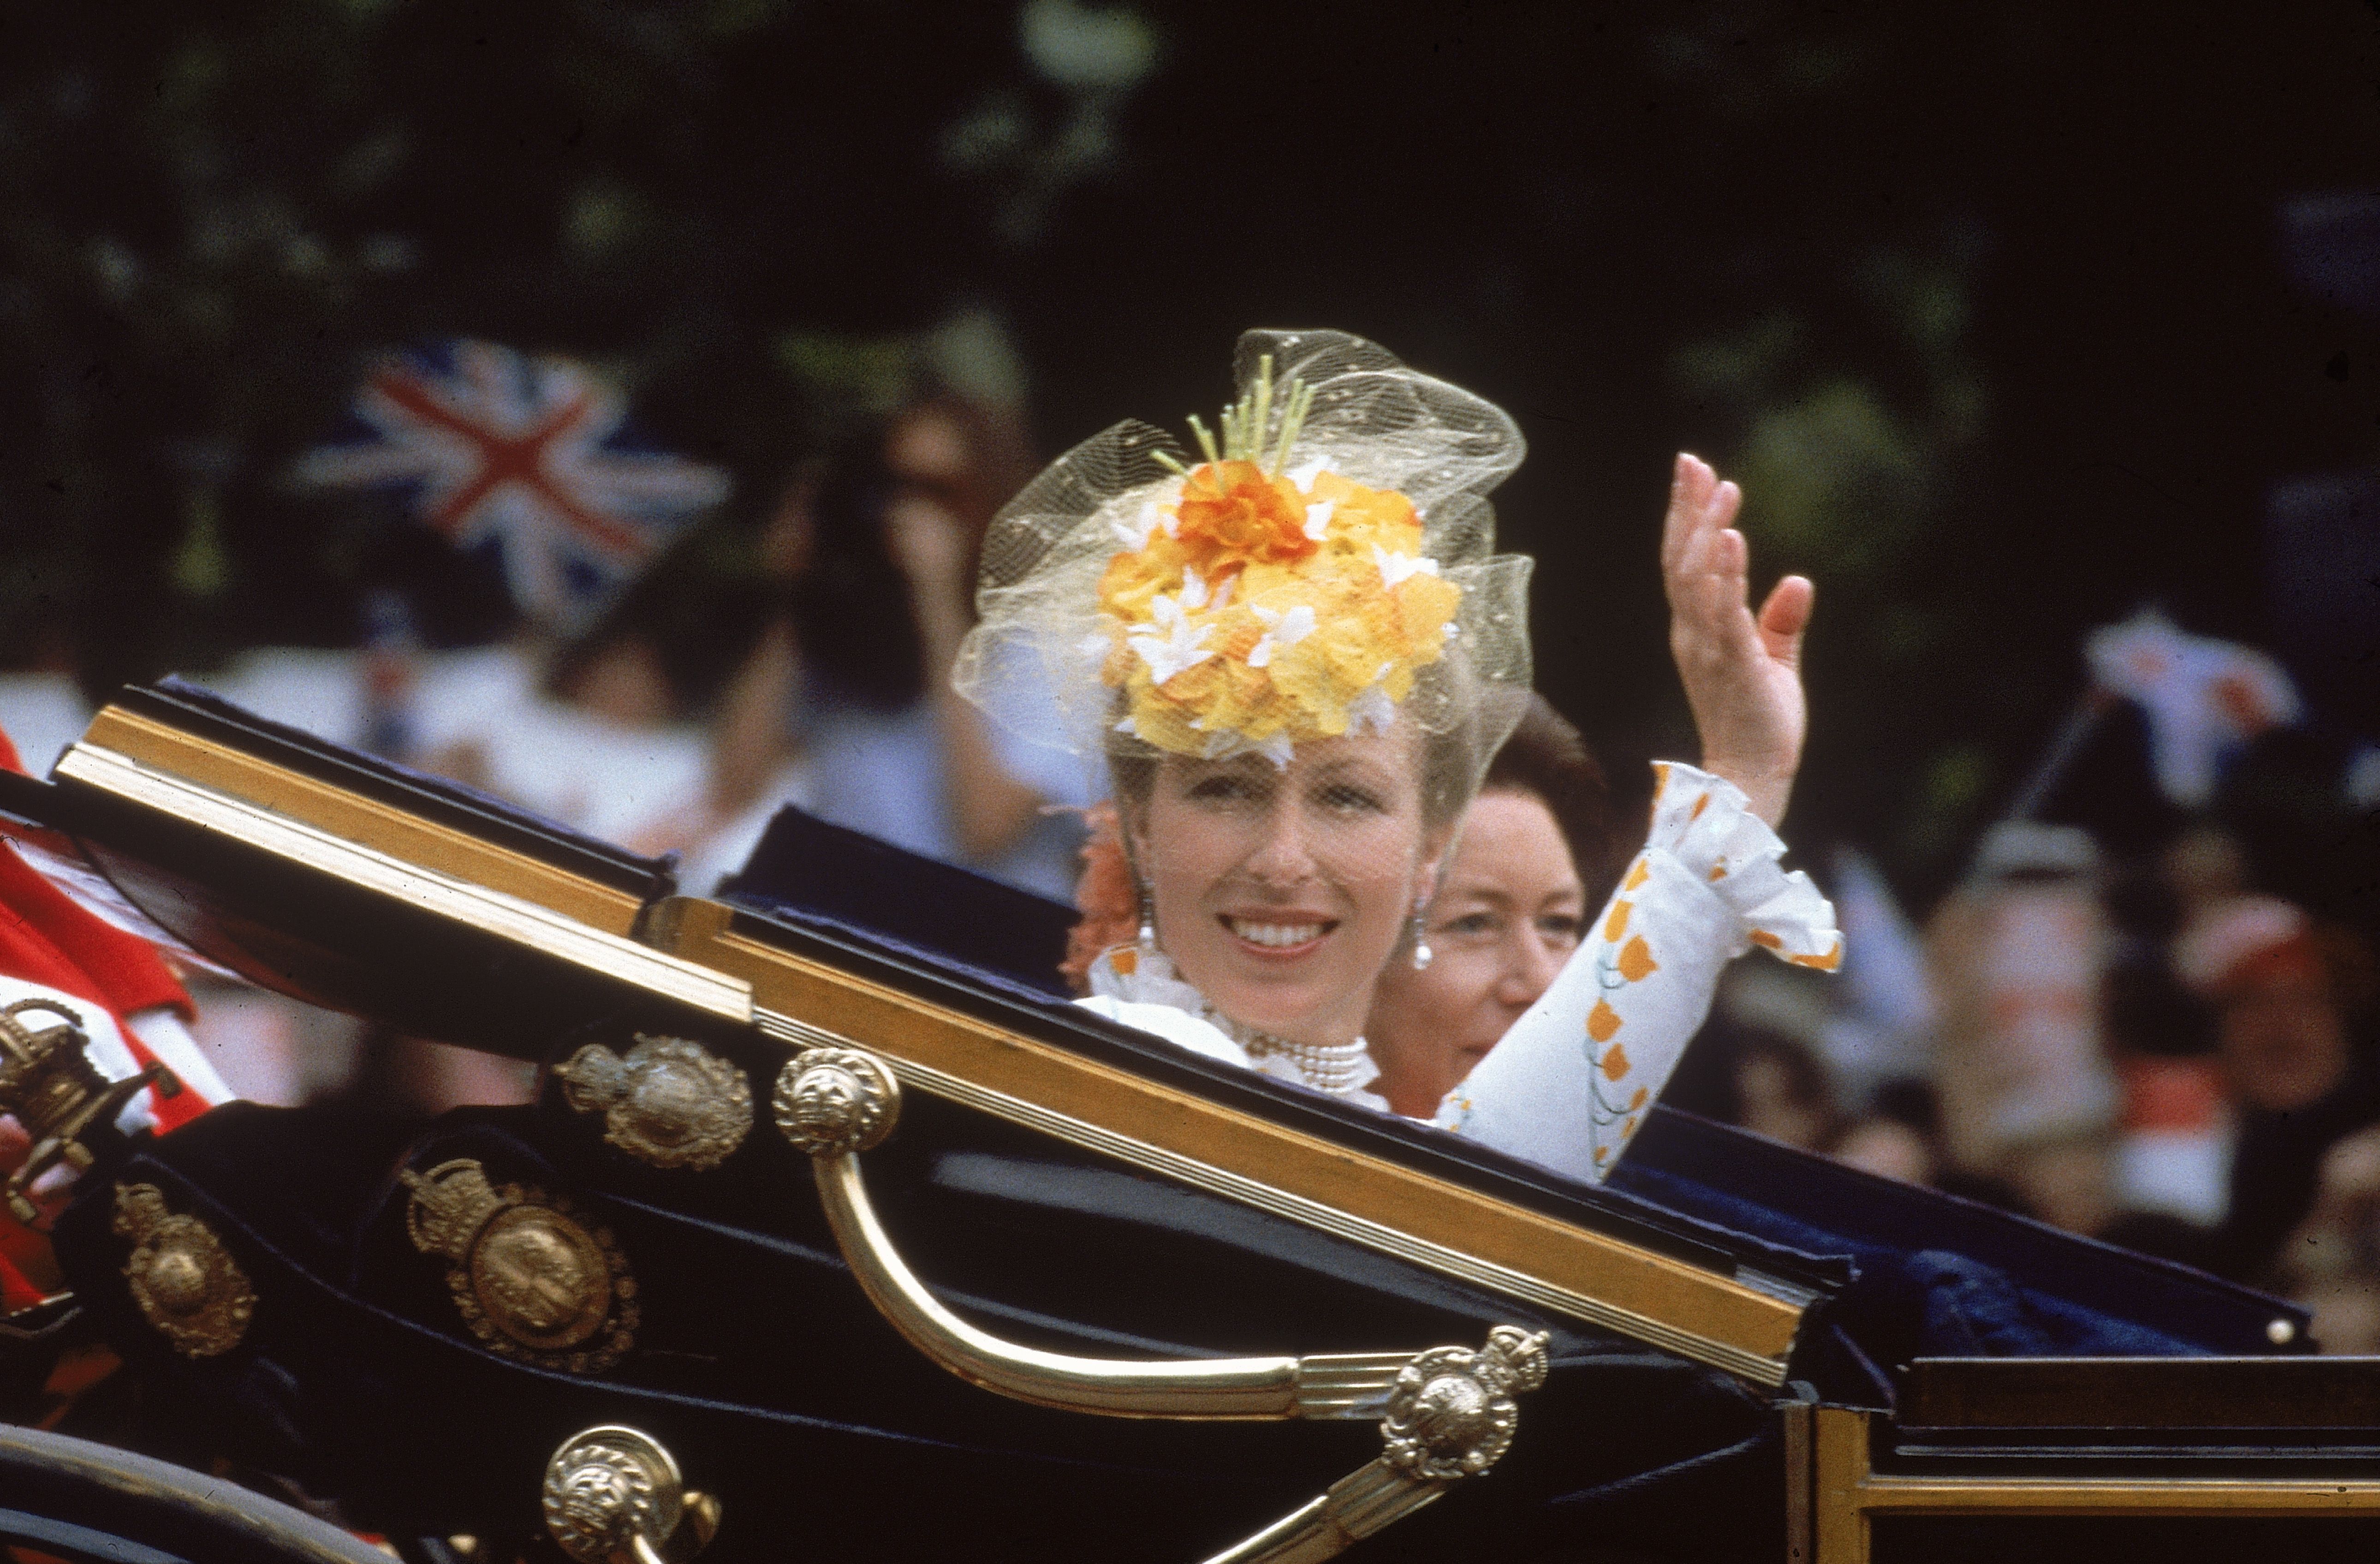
[1112,500,1166,550]
[1255,732,1296,769]
[1288,456,1332,494]
[1348,683,1398,736]
[1179,567,1210,610]
[1373,544,1440,587]
[1114,714,1138,735]
[1128,593,1215,684]
[1442,621,1460,643]
[1303,498,1336,539]
[1078,629,1114,663]
[1265,603,1317,646]
[1208,573,1235,614]
[1246,603,1316,669]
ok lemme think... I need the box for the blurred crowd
[3,326,2377,1349]
[1672,818,2380,1349]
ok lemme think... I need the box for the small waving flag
[2085,609,2301,808]
[293,340,728,631]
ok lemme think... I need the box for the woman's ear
[1413,824,1457,906]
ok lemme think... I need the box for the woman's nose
[1245,801,1318,883]
[1495,931,1565,1007]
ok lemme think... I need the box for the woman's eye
[1441,912,1501,937]
[1316,782,1385,813]
[1187,774,1255,802]
[1537,915,1584,944]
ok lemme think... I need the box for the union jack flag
[293,340,730,631]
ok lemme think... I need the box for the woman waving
[956,329,1839,1182]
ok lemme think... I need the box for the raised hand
[1659,452,1813,828]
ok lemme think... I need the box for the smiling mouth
[1221,915,1336,951]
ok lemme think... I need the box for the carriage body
[0,682,2365,1562]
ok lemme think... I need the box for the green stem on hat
[1187,414,1221,467]
[1268,381,1315,478]
[1151,448,1187,474]
[1250,354,1274,471]
[1182,358,1317,475]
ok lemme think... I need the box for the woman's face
[1365,789,1585,1116]
[1130,730,1442,1050]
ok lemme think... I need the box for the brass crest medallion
[555,1034,751,1171]
[401,1158,637,1373]
[6,1001,162,1223]
[1379,1325,1549,1480]
[114,1182,255,1358]
[773,1046,900,1157]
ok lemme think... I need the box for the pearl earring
[1409,904,1433,971]
[1137,887,1157,953]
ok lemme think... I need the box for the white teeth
[1227,919,1326,948]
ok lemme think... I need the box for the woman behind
[1364,695,1619,1117]
[958,329,1840,1182]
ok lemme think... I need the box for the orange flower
[1059,803,1139,996]
[1173,461,1317,573]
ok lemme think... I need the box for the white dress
[1077,762,1842,1183]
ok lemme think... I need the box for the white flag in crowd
[2085,610,2302,808]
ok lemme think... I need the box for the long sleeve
[1432,761,1842,1182]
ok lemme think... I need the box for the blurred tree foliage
[0,0,2372,908]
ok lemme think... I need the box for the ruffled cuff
[1642,761,1841,971]
[1428,762,1841,1181]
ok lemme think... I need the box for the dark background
[0,0,2373,911]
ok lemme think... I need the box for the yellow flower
[1097,460,1461,758]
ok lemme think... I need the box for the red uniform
[0,727,230,1309]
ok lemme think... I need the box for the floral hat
[955,330,1534,780]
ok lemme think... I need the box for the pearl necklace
[1237,1030,1374,1096]
[1090,943,1376,1098]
